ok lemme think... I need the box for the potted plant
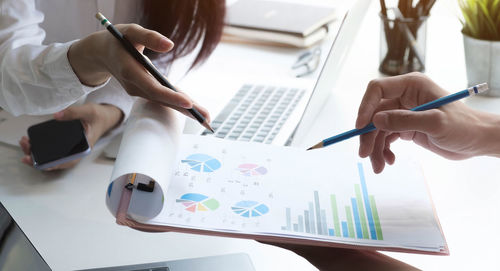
[459,0,500,96]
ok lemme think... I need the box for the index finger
[356,75,418,129]
[125,67,193,109]
[164,102,211,124]
[117,24,174,53]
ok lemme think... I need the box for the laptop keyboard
[202,84,306,144]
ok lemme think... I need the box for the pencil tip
[202,122,215,133]
[306,141,324,151]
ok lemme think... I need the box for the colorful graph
[232,201,269,218]
[176,193,220,212]
[281,163,383,240]
[181,153,221,172]
[237,164,268,176]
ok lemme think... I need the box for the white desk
[1,0,500,270]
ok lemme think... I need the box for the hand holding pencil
[355,73,488,171]
[68,13,213,131]
[310,73,500,174]
[95,13,213,131]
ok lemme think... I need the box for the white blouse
[0,0,141,116]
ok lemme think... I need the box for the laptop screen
[288,0,370,146]
[0,203,51,271]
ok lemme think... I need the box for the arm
[0,0,209,122]
[356,73,500,173]
[84,77,135,123]
[0,0,106,116]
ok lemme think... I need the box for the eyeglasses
[291,47,322,77]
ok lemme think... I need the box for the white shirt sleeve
[0,0,107,116]
[85,77,136,122]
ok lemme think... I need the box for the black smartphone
[27,119,90,170]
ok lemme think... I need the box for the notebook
[224,0,337,47]
[105,99,448,255]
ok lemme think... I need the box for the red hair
[141,0,226,69]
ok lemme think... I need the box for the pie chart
[231,201,269,218]
[181,153,221,172]
[176,193,220,212]
[237,164,268,176]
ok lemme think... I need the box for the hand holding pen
[67,14,212,131]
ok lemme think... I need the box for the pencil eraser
[476,83,489,94]
[469,83,489,95]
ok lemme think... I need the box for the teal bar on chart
[358,163,377,240]
[351,198,363,238]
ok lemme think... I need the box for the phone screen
[27,120,89,165]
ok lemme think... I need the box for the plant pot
[463,34,500,96]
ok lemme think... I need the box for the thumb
[119,24,174,53]
[373,109,445,136]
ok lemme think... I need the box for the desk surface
[2,0,500,270]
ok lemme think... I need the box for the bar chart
[281,163,383,240]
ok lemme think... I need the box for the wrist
[100,104,124,131]
[87,104,123,142]
[475,111,500,158]
[67,33,111,87]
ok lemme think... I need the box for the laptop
[103,0,368,159]
[199,0,369,147]
[0,202,255,271]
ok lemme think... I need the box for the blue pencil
[307,83,489,150]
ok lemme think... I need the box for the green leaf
[459,0,500,40]
[478,0,498,38]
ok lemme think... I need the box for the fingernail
[160,37,173,49]
[181,101,193,109]
[355,113,369,129]
[355,119,363,129]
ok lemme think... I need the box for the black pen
[95,12,214,133]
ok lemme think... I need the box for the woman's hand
[67,24,210,122]
[356,73,500,173]
[261,242,418,271]
[19,103,123,170]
